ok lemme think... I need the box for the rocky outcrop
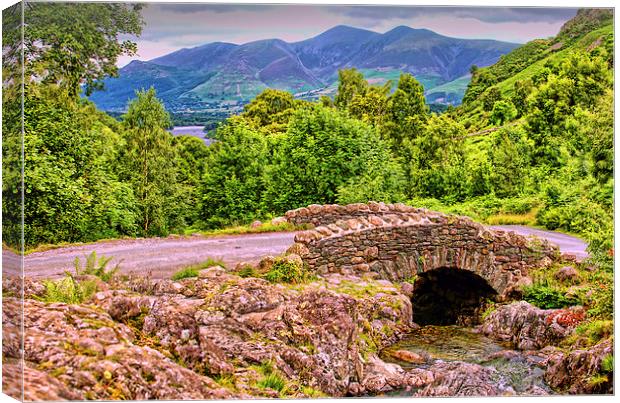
[480,301,585,350]
[545,339,613,394]
[3,270,414,399]
[1,297,234,401]
[286,203,557,300]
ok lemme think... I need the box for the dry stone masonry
[285,202,559,300]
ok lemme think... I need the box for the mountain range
[88,25,520,112]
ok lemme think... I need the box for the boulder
[480,301,585,350]
[554,266,580,283]
[545,339,613,394]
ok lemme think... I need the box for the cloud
[333,6,578,24]
[157,3,274,14]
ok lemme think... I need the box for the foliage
[4,2,143,97]
[171,267,200,281]
[334,68,368,109]
[264,104,401,212]
[40,275,99,304]
[201,116,269,227]
[120,88,185,236]
[522,284,580,309]
[490,100,517,125]
[263,258,309,284]
[73,251,120,282]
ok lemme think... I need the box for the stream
[380,325,553,395]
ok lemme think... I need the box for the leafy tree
[242,89,298,132]
[490,100,517,125]
[201,117,270,227]
[172,135,210,226]
[21,86,137,245]
[406,115,467,201]
[481,87,502,112]
[347,83,391,126]
[334,68,368,109]
[511,79,533,117]
[264,104,400,211]
[8,2,144,96]
[382,73,428,151]
[120,88,181,236]
[489,126,533,197]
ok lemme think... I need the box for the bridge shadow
[411,267,498,326]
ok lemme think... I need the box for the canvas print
[1,1,615,400]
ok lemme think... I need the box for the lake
[169,126,213,145]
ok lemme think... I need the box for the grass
[171,258,227,280]
[484,210,537,226]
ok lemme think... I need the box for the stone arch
[286,203,558,301]
[410,267,498,325]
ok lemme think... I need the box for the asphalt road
[1,225,588,279]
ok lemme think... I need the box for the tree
[12,2,143,96]
[490,100,517,125]
[201,117,270,227]
[242,89,297,132]
[382,73,428,151]
[482,86,502,111]
[347,83,391,126]
[406,115,467,200]
[120,88,181,236]
[334,68,368,109]
[264,104,402,211]
[20,87,137,246]
[172,136,210,226]
[512,79,533,117]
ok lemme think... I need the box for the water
[169,126,213,145]
[381,325,552,395]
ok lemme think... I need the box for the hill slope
[88,25,520,112]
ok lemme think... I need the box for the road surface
[2,225,588,279]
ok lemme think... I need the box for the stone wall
[285,202,426,227]
[286,203,558,300]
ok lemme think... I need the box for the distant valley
[88,25,520,118]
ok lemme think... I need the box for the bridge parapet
[285,203,558,300]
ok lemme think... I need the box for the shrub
[523,284,580,309]
[263,258,309,284]
[40,275,98,304]
[171,267,200,281]
[74,251,119,282]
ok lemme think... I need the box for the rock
[417,362,515,396]
[270,216,288,226]
[2,364,82,401]
[250,220,262,229]
[480,301,585,350]
[400,282,414,298]
[2,297,234,400]
[554,266,580,283]
[545,339,613,394]
[198,265,226,279]
[391,350,428,364]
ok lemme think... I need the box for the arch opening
[411,267,498,326]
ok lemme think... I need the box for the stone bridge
[285,203,558,322]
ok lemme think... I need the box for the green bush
[171,267,200,281]
[40,275,98,304]
[523,284,580,309]
[263,258,309,284]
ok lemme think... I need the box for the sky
[117,3,579,67]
